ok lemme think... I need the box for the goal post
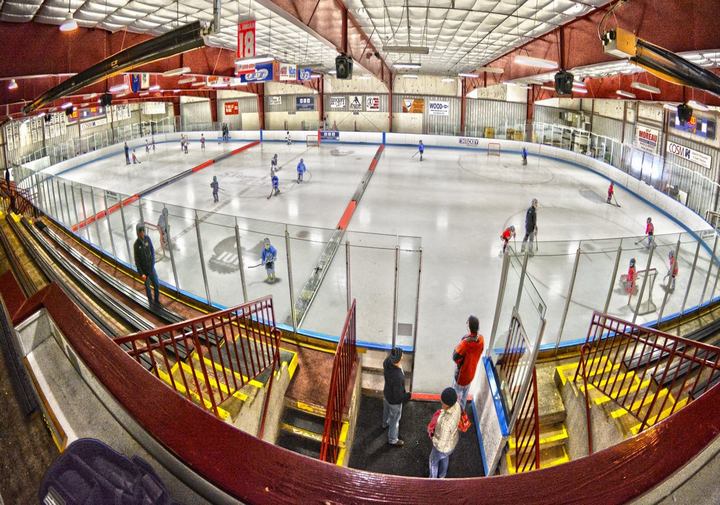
[488,142,501,157]
[629,267,658,315]
[306,131,320,147]
[706,210,720,229]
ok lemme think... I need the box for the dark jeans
[144,269,160,304]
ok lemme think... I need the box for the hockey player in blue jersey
[296,158,306,183]
[521,147,528,165]
[268,173,280,199]
[418,140,425,161]
[261,238,277,282]
[271,154,278,175]
[211,176,219,202]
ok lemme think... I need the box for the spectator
[429,387,461,478]
[383,347,411,447]
[124,142,130,165]
[133,223,160,306]
[521,198,538,254]
[452,315,485,410]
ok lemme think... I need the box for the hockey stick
[534,228,539,253]
[266,188,275,200]
[249,263,264,268]
[410,151,419,159]
[613,194,621,207]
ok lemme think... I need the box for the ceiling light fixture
[541,85,555,91]
[382,45,429,54]
[61,102,73,109]
[59,0,78,32]
[403,74,419,79]
[616,90,636,99]
[663,103,678,111]
[514,55,558,69]
[572,87,588,94]
[109,83,129,93]
[161,67,191,77]
[191,81,205,87]
[476,66,504,74]
[7,79,18,90]
[393,62,421,69]
[310,74,322,79]
[149,84,161,91]
[328,70,337,75]
[631,81,661,94]
[525,78,545,85]
[458,73,479,78]
[234,55,274,65]
[442,77,456,83]
[178,76,197,85]
[688,99,709,111]
[139,92,149,96]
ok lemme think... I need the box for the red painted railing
[320,299,358,463]
[114,296,281,424]
[1,179,37,216]
[574,311,720,435]
[513,367,540,473]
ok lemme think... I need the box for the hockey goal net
[306,134,320,147]
[488,142,501,157]
[706,210,720,229]
[622,267,658,315]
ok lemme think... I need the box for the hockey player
[665,250,679,292]
[296,158,306,183]
[180,135,185,151]
[521,147,528,166]
[270,174,280,198]
[286,131,292,145]
[623,258,637,294]
[145,139,150,153]
[638,217,655,248]
[151,136,156,151]
[157,207,169,252]
[261,238,277,282]
[418,140,425,161]
[200,133,206,151]
[607,182,615,204]
[131,149,141,164]
[211,176,219,203]
[183,138,189,154]
[521,199,538,254]
[271,154,279,175]
[500,225,516,254]
[124,142,130,165]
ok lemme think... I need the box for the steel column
[165,206,180,290]
[699,233,718,305]
[391,244,400,348]
[345,240,351,311]
[89,186,103,249]
[658,237,682,321]
[489,250,511,351]
[103,191,117,257]
[118,196,132,261]
[632,245,655,324]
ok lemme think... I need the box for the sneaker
[388,439,405,448]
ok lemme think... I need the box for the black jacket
[383,357,411,405]
[134,236,156,276]
[525,206,537,233]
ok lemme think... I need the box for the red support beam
[209,90,218,124]
[460,78,467,135]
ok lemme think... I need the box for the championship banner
[239,62,274,83]
[635,125,659,154]
[348,95,363,111]
[365,95,380,112]
[402,98,425,113]
[330,96,346,109]
[279,63,297,81]
[428,100,449,116]
[141,73,150,89]
[237,20,256,59]
[224,101,239,115]
[296,96,315,111]
[131,74,141,93]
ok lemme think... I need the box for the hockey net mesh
[488,142,501,157]
[306,134,320,147]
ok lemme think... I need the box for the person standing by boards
[418,140,425,161]
[521,199,538,254]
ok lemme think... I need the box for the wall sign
[428,100,450,116]
[299,68,312,81]
[296,96,315,111]
[458,137,479,146]
[236,20,256,59]
[239,62,274,83]
[268,96,282,106]
[402,98,425,113]
[279,63,297,81]
[224,101,239,115]
[365,95,380,112]
[635,125,659,154]
[666,141,713,169]
[330,96,346,109]
[348,95,363,111]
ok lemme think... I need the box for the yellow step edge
[630,396,687,434]
[556,360,618,386]
[167,364,231,420]
[335,446,347,467]
[602,378,651,411]
[506,445,570,474]
[618,388,669,419]
[292,400,327,418]
[592,370,635,390]
[287,351,299,379]
[508,425,568,451]
[179,361,249,402]
[338,421,349,446]
[280,423,326,445]
[191,352,265,389]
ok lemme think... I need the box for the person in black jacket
[383,347,411,447]
[521,198,538,254]
[133,223,160,306]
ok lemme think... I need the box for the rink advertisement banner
[666,141,713,169]
[428,100,450,116]
[635,125,659,154]
[296,96,315,111]
[348,95,363,111]
[299,68,312,81]
[224,101,239,115]
[278,63,297,81]
[458,137,480,146]
[236,20,256,59]
[329,96,346,109]
[402,98,425,113]
[268,96,282,106]
[141,102,166,115]
[365,95,380,112]
[239,62,273,83]
[321,130,340,142]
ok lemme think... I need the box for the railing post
[409,247,422,393]
[138,196,145,225]
[49,177,60,222]
[632,245,655,324]
[234,218,248,302]
[579,345,594,455]
[89,186,104,249]
[62,181,73,225]
[118,196,132,261]
[391,243,400,348]
[165,206,180,290]
[55,179,66,224]
[345,240,351,311]
[514,248,531,313]
[194,210,212,304]
[556,246,582,349]
[103,190,117,258]
[603,244,623,314]
[699,232,718,305]
[489,248,511,351]
[681,239,702,314]
[70,182,79,226]
[78,185,91,242]
[285,227,298,335]
[658,237,682,321]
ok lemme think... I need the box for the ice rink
[38,139,716,393]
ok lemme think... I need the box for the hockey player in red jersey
[665,250,679,292]
[500,225,515,254]
[622,258,637,294]
[607,182,614,204]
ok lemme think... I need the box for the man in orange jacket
[452,315,485,411]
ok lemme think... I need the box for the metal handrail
[513,367,540,473]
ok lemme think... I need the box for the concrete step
[536,364,566,427]
[508,422,568,452]
[506,444,569,474]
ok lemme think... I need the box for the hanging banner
[348,95,363,111]
[239,62,274,83]
[428,100,450,116]
[236,20,256,59]
[224,101,239,115]
[329,96,346,109]
[365,95,380,112]
[141,73,150,89]
[131,74,141,93]
[279,63,297,81]
[299,68,312,81]
[666,141,712,169]
[402,98,425,113]
[296,96,315,111]
[635,125,659,154]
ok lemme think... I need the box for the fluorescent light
[572,87,588,94]
[149,84,161,91]
[357,75,371,80]
[458,73,479,78]
[541,85,555,91]
[616,90,636,98]
[59,12,78,32]
[162,67,191,77]
[394,62,421,69]
[476,66,504,74]
[139,92,149,96]
[328,70,337,75]
[310,74,322,79]
[191,81,205,87]
[117,92,129,97]
[572,79,586,87]
[525,78,544,85]
[85,93,98,99]
[61,102,73,109]
[403,74,418,79]
[688,100,709,111]
[109,83,129,93]
[382,45,429,54]
[234,55,274,65]
[442,78,456,83]
[506,82,529,89]
[177,76,196,85]
[663,103,678,111]
[36,112,46,118]
[514,55,558,69]
[7,79,18,90]
[80,102,89,107]
[631,82,661,94]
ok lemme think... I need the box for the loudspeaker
[554,70,574,95]
[677,103,693,124]
[100,93,112,107]
[335,54,353,80]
